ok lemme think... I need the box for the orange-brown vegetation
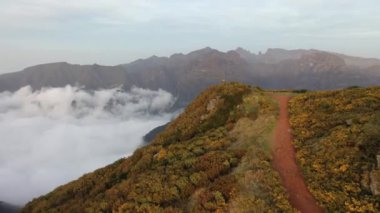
[289,87,380,212]
[22,83,293,212]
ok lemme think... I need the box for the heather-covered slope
[22,83,293,212]
[289,87,380,212]
[272,96,323,213]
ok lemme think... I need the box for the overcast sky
[1,0,379,73]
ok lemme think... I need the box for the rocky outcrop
[370,170,380,195]
[368,154,380,195]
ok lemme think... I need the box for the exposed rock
[206,96,220,112]
[346,119,353,126]
[201,97,222,121]
[361,171,371,191]
[370,170,380,195]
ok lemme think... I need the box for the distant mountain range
[1,47,380,106]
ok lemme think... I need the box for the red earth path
[271,96,324,213]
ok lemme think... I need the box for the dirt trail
[272,96,323,213]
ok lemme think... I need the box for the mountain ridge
[20,83,380,212]
[1,47,380,108]
[22,83,295,212]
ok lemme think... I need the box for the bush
[289,86,380,211]
[293,89,308,93]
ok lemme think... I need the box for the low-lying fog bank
[0,86,176,205]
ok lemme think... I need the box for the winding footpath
[272,96,324,213]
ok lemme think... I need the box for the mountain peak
[188,47,220,56]
[170,53,185,58]
[23,62,72,71]
[145,55,167,62]
[266,47,286,51]
[235,47,252,54]
[235,47,256,60]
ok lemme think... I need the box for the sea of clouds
[0,85,176,205]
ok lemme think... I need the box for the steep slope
[289,87,380,212]
[22,83,293,212]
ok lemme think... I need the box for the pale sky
[1,0,380,73]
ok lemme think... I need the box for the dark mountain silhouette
[0,62,130,92]
[142,123,169,143]
[120,47,254,106]
[0,201,19,213]
[1,47,380,106]
[0,47,254,106]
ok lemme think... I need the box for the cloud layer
[0,86,176,205]
[1,0,380,72]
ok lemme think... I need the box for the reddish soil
[272,96,324,213]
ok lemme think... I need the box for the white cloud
[0,86,176,205]
[0,0,380,72]
[0,0,158,29]
[1,0,379,33]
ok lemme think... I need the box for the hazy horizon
[2,46,380,75]
[1,0,380,73]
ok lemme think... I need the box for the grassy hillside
[23,83,293,212]
[289,87,380,212]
